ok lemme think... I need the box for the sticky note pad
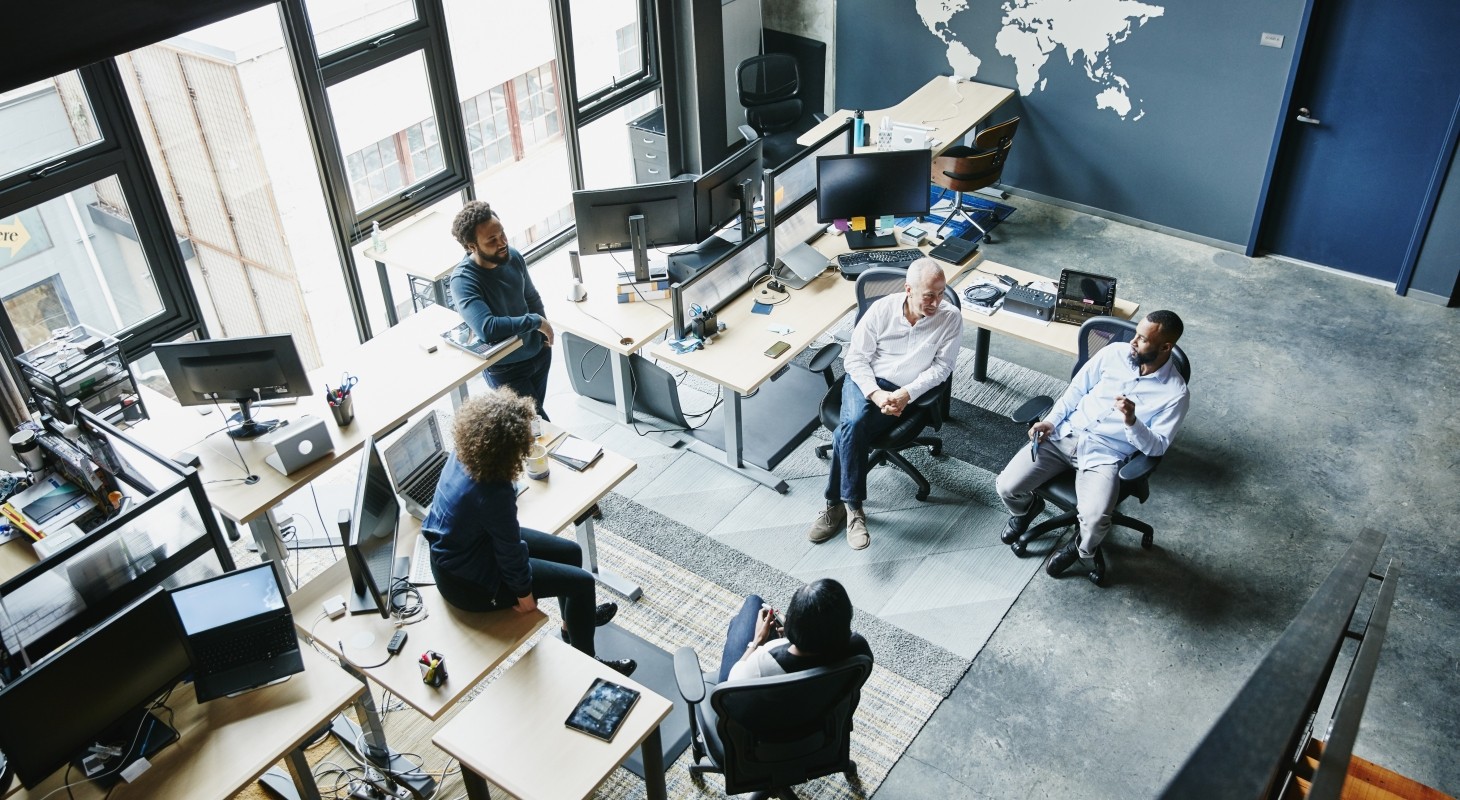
[751,301,773,315]
[833,219,850,232]
[849,216,867,231]
[878,215,894,231]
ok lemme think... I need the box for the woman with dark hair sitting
[422,390,635,676]
[719,578,872,682]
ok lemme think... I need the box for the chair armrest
[738,124,761,143]
[673,647,707,704]
[1119,453,1161,482]
[807,342,842,374]
[1011,396,1053,424]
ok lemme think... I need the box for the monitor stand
[844,229,898,249]
[227,398,283,439]
[347,555,411,616]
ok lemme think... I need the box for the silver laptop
[773,242,830,289]
[384,412,450,521]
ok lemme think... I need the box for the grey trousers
[995,434,1120,557]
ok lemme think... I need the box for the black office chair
[1007,316,1191,585]
[813,267,959,502]
[673,647,873,799]
[736,54,826,169]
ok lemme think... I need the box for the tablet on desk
[441,323,513,360]
[564,677,640,742]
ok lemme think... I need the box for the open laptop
[383,412,450,522]
[169,563,304,702]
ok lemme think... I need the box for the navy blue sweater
[449,248,545,366]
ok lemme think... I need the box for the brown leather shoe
[847,509,870,550]
[808,503,847,543]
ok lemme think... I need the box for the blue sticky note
[751,301,773,315]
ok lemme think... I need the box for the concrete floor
[871,197,1460,798]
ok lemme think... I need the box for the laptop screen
[386,414,443,485]
[171,563,285,635]
[1059,271,1116,307]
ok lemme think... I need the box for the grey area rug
[597,492,972,697]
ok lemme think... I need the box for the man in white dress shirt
[808,259,963,550]
[996,310,1189,578]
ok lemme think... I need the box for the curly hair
[452,390,535,484]
[451,200,500,250]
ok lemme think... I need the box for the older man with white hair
[808,258,963,550]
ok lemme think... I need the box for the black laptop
[169,563,304,702]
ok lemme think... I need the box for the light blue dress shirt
[1046,343,1189,469]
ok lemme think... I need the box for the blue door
[1259,0,1460,284]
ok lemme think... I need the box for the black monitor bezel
[814,149,933,224]
[346,437,399,619]
[152,334,313,408]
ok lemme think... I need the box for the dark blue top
[449,248,546,366]
[421,454,532,598]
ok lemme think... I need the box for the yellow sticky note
[774,186,786,204]
[849,216,867,231]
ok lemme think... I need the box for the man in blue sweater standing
[449,201,554,419]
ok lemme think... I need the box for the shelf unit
[13,325,147,428]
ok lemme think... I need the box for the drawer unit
[627,106,671,185]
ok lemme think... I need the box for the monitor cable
[203,398,261,486]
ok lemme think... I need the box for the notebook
[384,412,450,520]
[549,436,603,471]
[169,563,303,703]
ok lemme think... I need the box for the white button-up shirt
[844,293,963,402]
[1047,342,1190,469]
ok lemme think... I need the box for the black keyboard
[195,619,297,674]
[835,248,924,270]
[405,458,446,506]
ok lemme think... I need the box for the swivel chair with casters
[813,267,960,502]
[673,647,873,800]
[736,53,826,168]
[1006,316,1191,585]
[930,116,1020,242]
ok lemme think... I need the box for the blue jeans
[431,528,598,655]
[825,377,902,505]
[486,345,552,420]
[718,594,765,682]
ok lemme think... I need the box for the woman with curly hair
[422,390,635,676]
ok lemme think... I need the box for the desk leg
[722,391,744,468]
[461,768,493,800]
[374,259,398,328]
[974,327,991,382]
[641,726,666,800]
[574,512,642,601]
[610,352,635,424]
[248,517,293,593]
[328,667,439,798]
[223,516,242,542]
[283,748,325,800]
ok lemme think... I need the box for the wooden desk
[534,249,676,425]
[432,636,673,800]
[5,644,362,800]
[362,210,464,325]
[131,305,519,588]
[953,261,1141,380]
[800,76,1016,155]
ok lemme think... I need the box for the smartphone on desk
[764,341,790,359]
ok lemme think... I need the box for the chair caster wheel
[1088,570,1105,586]
[1141,532,1153,549]
[929,443,943,456]
[915,489,930,501]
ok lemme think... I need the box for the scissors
[336,372,358,400]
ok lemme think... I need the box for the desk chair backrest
[1075,316,1191,384]
[737,54,805,135]
[709,654,873,795]
[932,146,1008,194]
[973,116,1020,152]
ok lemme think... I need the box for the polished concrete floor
[865,196,1460,798]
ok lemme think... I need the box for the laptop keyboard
[195,618,297,674]
[408,535,435,586]
[405,458,447,506]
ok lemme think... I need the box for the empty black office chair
[736,54,825,169]
[813,267,959,501]
[1008,316,1191,585]
[673,647,873,799]
[930,116,1020,242]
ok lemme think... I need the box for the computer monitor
[668,140,765,280]
[342,437,406,617]
[816,149,932,249]
[0,588,189,789]
[153,334,313,440]
[572,179,698,282]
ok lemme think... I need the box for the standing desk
[362,210,463,326]
[131,305,520,590]
[3,644,363,800]
[432,636,673,800]
[951,261,1141,379]
[800,76,1016,154]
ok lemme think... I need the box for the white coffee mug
[524,443,550,480]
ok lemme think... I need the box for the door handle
[1296,107,1321,125]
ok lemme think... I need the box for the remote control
[387,630,408,655]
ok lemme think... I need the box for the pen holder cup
[524,443,550,480]
[330,393,355,426]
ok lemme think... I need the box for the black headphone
[963,284,1004,306]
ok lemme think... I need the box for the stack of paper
[0,473,98,540]
[549,436,604,472]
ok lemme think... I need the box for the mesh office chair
[736,54,825,168]
[673,647,873,799]
[930,116,1020,242]
[1007,316,1191,585]
[814,267,959,501]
